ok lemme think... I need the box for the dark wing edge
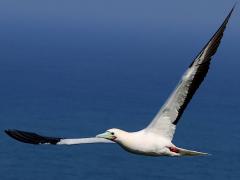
[172,5,235,125]
[189,5,235,68]
[5,129,62,145]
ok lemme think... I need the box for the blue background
[0,0,240,179]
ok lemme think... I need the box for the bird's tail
[177,147,209,156]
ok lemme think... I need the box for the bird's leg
[168,146,180,153]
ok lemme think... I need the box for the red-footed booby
[5,5,235,157]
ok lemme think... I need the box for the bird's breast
[117,133,171,156]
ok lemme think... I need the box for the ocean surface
[0,1,240,180]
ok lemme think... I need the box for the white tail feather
[177,147,209,156]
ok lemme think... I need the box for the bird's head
[96,128,126,142]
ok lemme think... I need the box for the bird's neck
[115,131,144,147]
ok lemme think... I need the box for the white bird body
[98,129,206,156]
[110,129,174,156]
[5,6,235,157]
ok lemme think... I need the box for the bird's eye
[111,132,114,135]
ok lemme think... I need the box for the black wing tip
[4,129,61,145]
[221,3,236,28]
[5,129,20,139]
[226,3,236,21]
[189,5,235,68]
[232,2,237,11]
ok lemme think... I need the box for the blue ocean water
[1,1,240,180]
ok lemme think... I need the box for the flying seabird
[5,6,235,156]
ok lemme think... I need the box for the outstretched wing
[145,6,235,141]
[5,129,114,145]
